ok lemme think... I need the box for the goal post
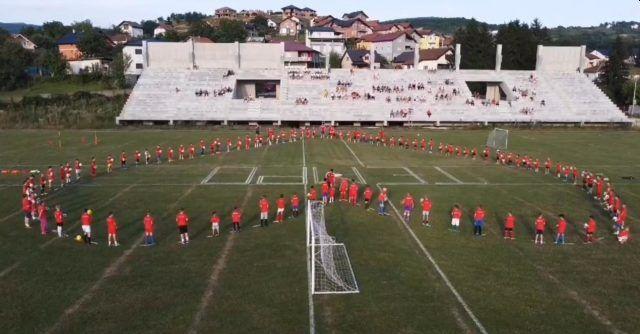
[486,128,509,150]
[307,200,359,295]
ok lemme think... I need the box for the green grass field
[0,128,639,334]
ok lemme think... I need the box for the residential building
[321,18,372,39]
[186,36,214,43]
[10,34,37,50]
[279,16,309,36]
[153,24,172,37]
[418,30,443,49]
[117,21,143,38]
[341,49,383,69]
[215,7,237,19]
[123,40,145,77]
[282,5,302,18]
[67,58,111,75]
[282,41,322,68]
[300,7,317,18]
[357,31,417,61]
[342,11,369,21]
[305,27,346,57]
[267,18,281,29]
[109,33,131,46]
[56,32,84,61]
[392,47,453,70]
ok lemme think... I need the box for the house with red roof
[281,41,322,68]
[392,47,453,70]
[357,31,417,61]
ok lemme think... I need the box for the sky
[0,0,637,28]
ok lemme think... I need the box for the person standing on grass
[120,151,127,169]
[232,207,242,233]
[90,157,97,177]
[363,186,374,211]
[291,193,301,217]
[259,196,270,227]
[329,185,336,204]
[402,193,415,222]
[54,205,66,238]
[107,212,119,247]
[473,206,486,237]
[81,209,94,245]
[210,211,221,237]
[22,194,33,229]
[534,214,547,245]
[176,209,190,245]
[348,180,359,206]
[321,179,330,204]
[275,195,286,223]
[450,205,462,232]
[307,186,318,201]
[614,204,628,236]
[339,178,349,202]
[584,215,597,243]
[37,200,49,236]
[420,197,433,227]
[143,211,156,245]
[504,212,516,239]
[618,227,630,244]
[555,214,567,245]
[156,146,163,164]
[377,188,388,216]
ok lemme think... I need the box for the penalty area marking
[342,140,365,167]
[200,166,257,185]
[312,167,320,184]
[377,184,488,334]
[351,167,367,184]
[257,175,305,185]
[434,166,463,184]
[200,167,220,184]
[403,167,427,184]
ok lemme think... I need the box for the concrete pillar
[369,47,375,70]
[495,44,502,72]
[535,45,544,71]
[579,45,587,73]
[142,40,149,68]
[191,37,195,69]
[235,42,241,69]
[414,46,420,70]
[455,44,461,71]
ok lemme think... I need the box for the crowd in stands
[295,97,309,105]
[389,108,414,119]
[288,70,330,80]
[194,87,233,97]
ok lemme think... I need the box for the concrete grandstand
[116,41,630,126]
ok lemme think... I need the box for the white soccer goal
[306,201,359,294]
[486,128,509,150]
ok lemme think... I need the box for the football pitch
[1,128,639,333]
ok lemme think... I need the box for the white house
[123,40,145,77]
[305,27,345,57]
[10,34,37,50]
[68,59,110,74]
[117,21,144,38]
[153,24,172,38]
[393,48,453,70]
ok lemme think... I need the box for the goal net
[307,201,359,294]
[486,128,509,150]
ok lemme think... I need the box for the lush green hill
[382,17,498,34]
[0,22,40,34]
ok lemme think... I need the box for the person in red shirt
[232,207,242,232]
[120,151,127,169]
[402,193,415,221]
[451,205,462,232]
[377,188,388,216]
[54,205,66,238]
[615,204,628,235]
[135,150,141,165]
[22,194,33,228]
[210,211,221,237]
[618,228,630,244]
[473,206,486,237]
[90,157,97,177]
[176,209,190,245]
[329,185,336,204]
[168,147,174,163]
[276,195,286,223]
[81,208,94,245]
[339,178,349,202]
[38,201,49,236]
[307,186,318,201]
[363,186,374,210]
[143,211,156,245]
[534,214,547,245]
[584,215,597,243]
[348,181,359,206]
[74,159,82,180]
[504,212,516,240]
[421,197,433,226]
[291,194,301,217]
[156,146,163,164]
[321,180,330,204]
[555,214,567,245]
[259,196,270,227]
[107,212,119,247]
[189,144,196,159]
[47,166,55,189]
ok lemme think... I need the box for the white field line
[351,167,367,184]
[200,167,220,184]
[312,167,319,184]
[187,187,254,334]
[341,140,365,167]
[377,185,488,334]
[45,185,197,334]
[244,167,258,184]
[302,139,315,334]
[403,167,427,184]
[434,166,463,184]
